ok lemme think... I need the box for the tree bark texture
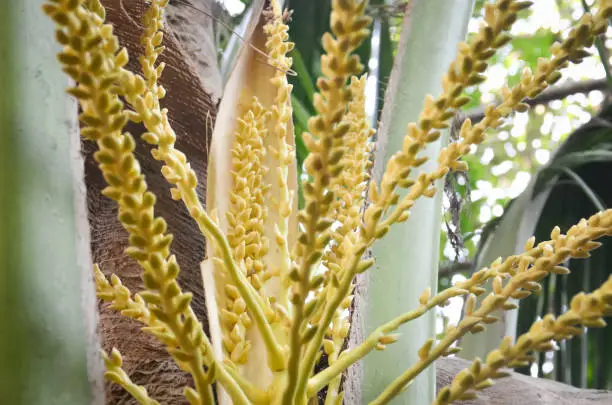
[87,1,217,403]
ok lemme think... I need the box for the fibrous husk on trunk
[87,1,217,403]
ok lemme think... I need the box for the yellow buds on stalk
[435,276,612,405]
[103,348,161,405]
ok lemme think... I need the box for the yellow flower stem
[284,2,371,402]
[307,287,465,396]
[323,370,342,405]
[370,210,612,405]
[359,0,533,239]
[358,2,609,285]
[190,198,286,371]
[89,109,218,405]
[299,6,535,377]
[103,348,161,405]
[322,320,352,404]
[274,133,294,301]
[434,276,612,405]
[161,304,216,405]
[319,76,373,402]
[96,270,217,404]
[434,334,551,405]
[306,226,560,398]
[42,2,249,402]
[295,252,363,401]
[97,266,249,405]
[370,318,479,405]
[377,4,610,234]
[95,265,169,334]
[223,363,271,404]
[284,260,318,404]
[265,0,296,302]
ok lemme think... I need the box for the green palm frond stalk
[0,1,103,404]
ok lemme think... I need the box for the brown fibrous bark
[86,1,215,403]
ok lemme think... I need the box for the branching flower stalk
[42,0,612,404]
[434,275,612,405]
[219,98,271,366]
[263,0,296,304]
[370,212,612,405]
[292,3,542,399]
[319,75,375,405]
[94,264,167,332]
[102,348,161,405]
[284,1,373,403]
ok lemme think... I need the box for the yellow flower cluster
[102,348,160,405]
[437,4,611,184]
[305,7,612,401]
[435,275,612,405]
[283,1,373,403]
[330,76,375,246]
[366,0,535,240]
[371,209,612,404]
[295,0,371,267]
[319,75,375,402]
[221,98,271,365]
[295,4,537,402]
[43,0,612,404]
[95,264,165,333]
[263,1,297,301]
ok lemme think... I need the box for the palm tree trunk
[90,1,219,403]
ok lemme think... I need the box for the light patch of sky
[552,115,572,140]
[480,147,494,165]
[541,112,554,136]
[492,203,504,217]
[511,111,528,138]
[221,0,245,16]
[535,148,551,165]
[480,64,508,103]
[437,275,469,331]
[504,141,516,157]
[567,103,593,123]
[509,171,531,198]
[491,160,513,176]
[512,0,566,34]
[589,89,605,105]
